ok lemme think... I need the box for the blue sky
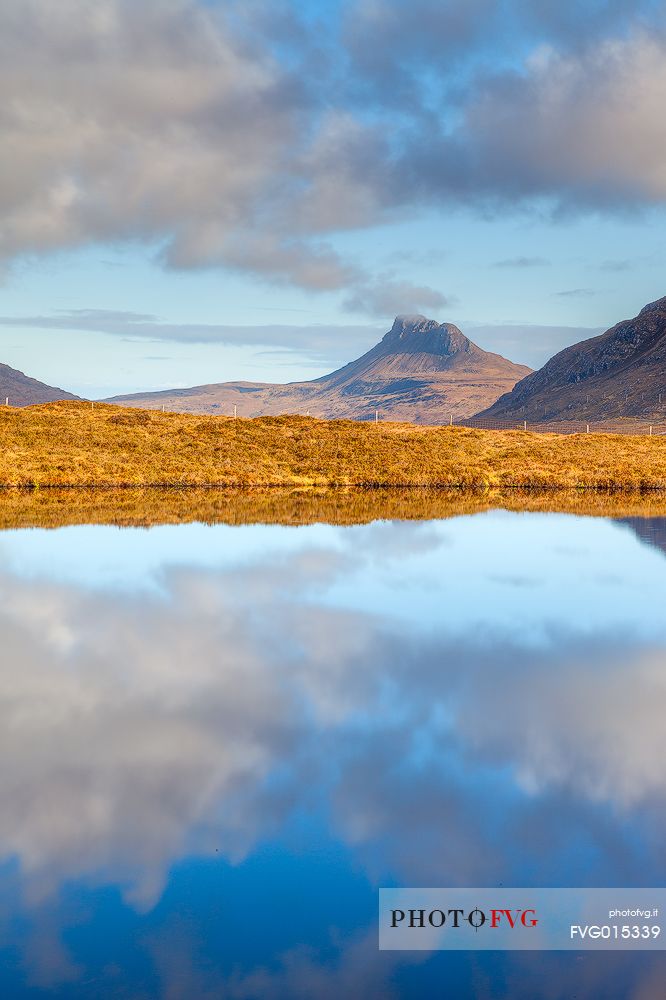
[1,0,665,397]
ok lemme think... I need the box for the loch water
[0,508,664,998]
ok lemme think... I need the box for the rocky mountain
[478,296,666,422]
[0,362,80,407]
[105,315,531,423]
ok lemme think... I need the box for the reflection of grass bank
[3,400,666,491]
[3,487,666,531]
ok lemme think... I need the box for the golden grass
[2,400,666,490]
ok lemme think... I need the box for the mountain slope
[478,297,666,422]
[0,362,81,407]
[105,315,531,423]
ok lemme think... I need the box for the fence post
[375,410,378,424]
[523,420,527,431]
[586,424,590,433]
[234,405,237,419]
[650,425,653,436]
[449,413,453,426]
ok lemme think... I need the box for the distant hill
[0,362,80,407]
[105,315,531,422]
[478,296,666,423]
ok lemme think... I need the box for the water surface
[0,509,664,997]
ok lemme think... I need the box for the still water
[0,509,664,998]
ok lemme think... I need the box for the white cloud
[0,0,665,309]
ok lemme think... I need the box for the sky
[1,0,666,398]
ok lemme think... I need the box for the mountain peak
[382,315,473,357]
[638,295,666,317]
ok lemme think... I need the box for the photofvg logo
[391,905,538,932]
[379,889,666,951]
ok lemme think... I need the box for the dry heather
[2,400,666,490]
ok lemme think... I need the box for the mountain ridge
[105,315,531,423]
[478,296,666,422]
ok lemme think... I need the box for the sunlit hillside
[2,401,666,490]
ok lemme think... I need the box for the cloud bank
[0,0,665,311]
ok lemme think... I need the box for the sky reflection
[0,512,664,997]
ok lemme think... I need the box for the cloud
[598,251,662,272]
[0,309,607,372]
[342,279,453,318]
[600,259,634,272]
[513,0,664,47]
[0,0,665,306]
[554,288,596,298]
[493,256,550,268]
[436,31,666,210]
[342,0,666,113]
[342,0,498,105]
[0,0,444,313]
[339,10,666,218]
[0,308,382,356]
[0,0,360,294]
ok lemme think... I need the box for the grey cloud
[382,248,447,266]
[600,259,634,272]
[512,0,665,47]
[0,0,352,293]
[343,0,666,97]
[598,251,662,272]
[161,233,363,292]
[0,308,382,356]
[342,279,453,318]
[0,308,608,374]
[345,20,666,219]
[493,256,550,268]
[555,288,596,298]
[0,0,665,301]
[342,0,497,105]
[439,31,666,210]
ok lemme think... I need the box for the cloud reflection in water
[0,512,664,996]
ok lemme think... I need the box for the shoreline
[3,484,666,530]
